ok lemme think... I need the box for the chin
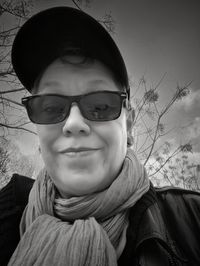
[59,186,99,197]
[56,172,111,197]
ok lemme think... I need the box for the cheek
[114,112,128,143]
[97,113,128,157]
[36,125,58,159]
[114,118,128,155]
[96,114,128,186]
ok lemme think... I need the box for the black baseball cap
[11,6,129,98]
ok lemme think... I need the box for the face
[35,57,129,197]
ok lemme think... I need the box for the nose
[62,103,90,136]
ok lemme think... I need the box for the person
[1,6,199,266]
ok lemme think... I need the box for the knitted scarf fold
[8,149,150,266]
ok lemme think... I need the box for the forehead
[34,56,122,95]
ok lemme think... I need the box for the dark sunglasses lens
[81,92,122,121]
[26,95,70,124]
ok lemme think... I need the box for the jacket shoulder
[154,185,200,263]
[155,185,200,228]
[155,185,200,212]
[12,173,34,205]
[0,173,34,211]
[155,185,200,195]
[0,174,34,266]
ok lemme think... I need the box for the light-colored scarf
[8,149,150,266]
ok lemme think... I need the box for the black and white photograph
[0,0,200,265]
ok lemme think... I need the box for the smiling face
[35,57,129,197]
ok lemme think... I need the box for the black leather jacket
[1,175,200,265]
[0,174,34,266]
[119,185,200,265]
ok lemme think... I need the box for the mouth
[60,147,100,157]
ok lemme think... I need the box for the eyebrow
[88,77,120,90]
[41,79,110,88]
[88,79,110,86]
[39,79,117,95]
[88,79,109,90]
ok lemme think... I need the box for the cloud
[185,117,200,139]
[175,117,200,153]
[177,89,200,113]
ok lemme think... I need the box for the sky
[3,0,200,161]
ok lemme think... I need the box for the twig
[0,123,37,135]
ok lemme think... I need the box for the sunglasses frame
[21,90,128,124]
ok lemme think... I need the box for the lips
[60,147,99,153]
[59,147,101,159]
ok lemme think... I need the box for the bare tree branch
[1,96,23,107]
[0,87,25,95]
[71,0,83,10]
[0,122,36,135]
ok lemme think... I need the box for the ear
[126,108,135,147]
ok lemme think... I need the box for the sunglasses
[21,90,128,124]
